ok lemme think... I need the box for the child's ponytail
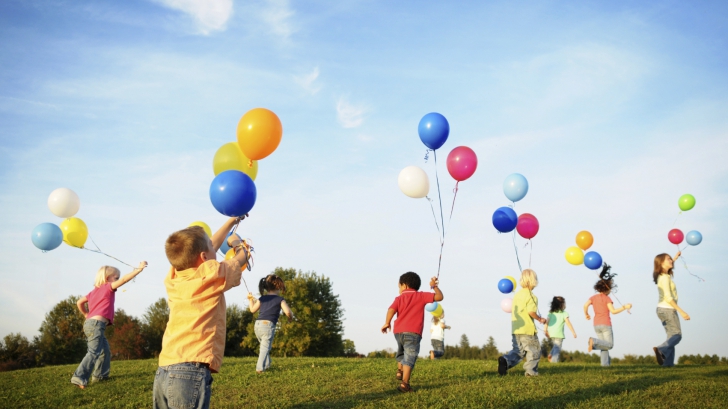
[258,274,287,295]
[258,277,268,295]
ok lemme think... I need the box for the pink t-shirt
[590,293,612,327]
[389,289,435,336]
[87,283,116,324]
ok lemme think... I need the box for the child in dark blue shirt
[247,274,294,373]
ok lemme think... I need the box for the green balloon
[678,194,696,211]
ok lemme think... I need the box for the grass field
[1,357,727,408]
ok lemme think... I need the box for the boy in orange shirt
[153,217,251,409]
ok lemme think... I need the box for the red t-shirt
[590,293,612,327]
[389,289,435,336]
[87,283,116,324]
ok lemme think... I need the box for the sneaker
[498,357,508,376]
[653,347,664,366]
[525,373,539,377]
[588,338,593,353]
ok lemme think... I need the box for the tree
[482,336,500,360]
[34,295,86,366]
[0,333,38,371]
[541,337,554,358]
[225,304,254,356]
[342,339,357,357]
[141,298,169,358]
[106,309,145,360]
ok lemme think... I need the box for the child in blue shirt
[247,274,295,373]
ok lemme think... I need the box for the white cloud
[336,97,366,129]
[154,0,234,34]
[294,67,321,95]
[261,0,295,40]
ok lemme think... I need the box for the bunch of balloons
[425,302,444,318]
[209,108,282,217]
[32,188,87,251]
[564,230,602,270]
[498,275,516,313]
[491,174,539,239]
[668,194,702,248]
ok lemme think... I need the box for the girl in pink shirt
[583,264,632,367]
[71,262,147,389]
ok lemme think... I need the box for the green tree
[106,309,145,360]
[34,295,86,366]
[141,298,169,358]
[342,339,357,356]
[482,336,500,360]
[0,333,38,371]
[225,304,254,356]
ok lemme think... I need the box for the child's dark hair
[594,263,617,294]
[399,272,421,291]
[549,296,566,313]
[258,274,286,295]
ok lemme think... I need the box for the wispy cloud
[153,0,234,34]
[336,97,366,128]
[294,67,321,95]
[261,0,295,40]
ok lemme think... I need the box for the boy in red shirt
[381,272,443,392]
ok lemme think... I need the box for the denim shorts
[153,362,213,409]
[394,332,422,369]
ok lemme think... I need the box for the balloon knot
[248,160,253,168]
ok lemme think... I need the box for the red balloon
[446,146,478,182]
[668,229,684,245]
[516,213,539,239]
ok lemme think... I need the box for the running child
[247,274,295,373]
[545,296,576,363]
[429,314,450,359]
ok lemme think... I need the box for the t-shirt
[590,293,612,327]
[389,289,435,336]
[430,320,446,341]
[547,311,569,339]
[512,288,538,335]
[657,274,678,309]
[86,283,116,324]
[257,295,284,324]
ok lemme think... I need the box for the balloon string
[83,236,136,268]
[592,270,631,314]
[528,239,532,269]
[678,254,705,282]
[448,182,459,222]
[512,231,523,273]
[432,150,446,281]
[425,196,442,243]
[671,211,682,227]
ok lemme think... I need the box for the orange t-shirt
[158,258,241,373]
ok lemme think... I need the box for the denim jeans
[550,338,564,363]
[431,339,444,358]
[71,319,110,386]
[254,320,276,372]
[394,332,422,368]
[153,362,212,409]
[656,307,682,367]
[502,334,541,375]
[591,325,613,366]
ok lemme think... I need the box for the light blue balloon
[425,302,438,312]
[31,223,63,251]
[686,230,703,246]
[503,173,529,202]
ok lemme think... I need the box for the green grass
[1,358,727,408]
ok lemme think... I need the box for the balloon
[398,166,429,198]
[668,229,684,245]
[431,304,444,317]
[565,246,584,265]
[213,142,258,180]
[425,302,438,312]
[209,170,257,217]
[48,188,80,218]
[418,112,449,150]
[446,146,478,182]
[678,194,696,211]
[492,207,518,233]
[236,108,282,161]
[31,223,63,251]
[498,278,514,294]
[220,231,241,255]
[686,230,702,246]
[501,298,512,313]
[584,251,603,270]
[189,221,212,238]
[576,231,594,251]
[503,173,529,202]
[224,248,249,270]
[516,213,539,239]
[60,217,88,248]
[505,276,517,290]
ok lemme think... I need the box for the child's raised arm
[247,293,260,313]
[565,317,577,338]
[111,262,148,290]
[430,277,444,301]
[607,302,632,315]
[76,296,89,317]
[211,216,247,252]
[583,299,592,320]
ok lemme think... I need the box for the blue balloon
[584,251,603,270]
[686,230,702,246]
[503,173,529,202]
[418,113,449,150]
[219,231,241,255]
[209,170,257,217]
[492,206,518,233]
[498,278,514,294]
[31,223,63,251]
[425,302,438,312]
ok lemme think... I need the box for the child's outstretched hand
[137,261,148,271]
[381,323,391,334]
[429,277,439,288]
[246,292,254,301]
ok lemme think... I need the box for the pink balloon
[668,229,684,245]
[446,146,478,182]
[501,298,512,313]
[516,213,539,239]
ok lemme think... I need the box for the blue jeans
[502,334,540,376]
[394,332,421,368]
[431,339,444,358]
[656,307,682,367]
[592,325,613,366]
[254,320,276,372]
[153,363,212,409]
[550,338,564,363]
[71,319,110,386]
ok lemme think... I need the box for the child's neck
[268,290,280,296]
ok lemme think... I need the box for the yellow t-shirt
[158,258,241,373]
[657,274,678,309]
[512,288,538,335]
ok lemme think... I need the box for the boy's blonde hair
[165,226,210,271]
[520,269,538,289]
[94,266,120,288]
[432,315,441,324]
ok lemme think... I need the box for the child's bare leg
[402,365,412,384]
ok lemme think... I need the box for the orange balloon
[576,231,594,250]
[236,108,282,161]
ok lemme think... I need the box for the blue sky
[1,0,727,359]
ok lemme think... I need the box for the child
[652,251,689,367]
[381,272,443,392]
[429,314,451,359]
[153,217,251,409]
[247,274,294,373]
[498,269,547,377]
[70,262,148,388]
[584,263,632,367]
[545,296,576,363]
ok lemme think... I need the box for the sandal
[397,382,413,393]
[396,369,403,381]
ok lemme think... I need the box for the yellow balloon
[565,246,584,265]
[60,217,88,248]
[224,248,248,270]
[212,142,258,181]
[430,304,444,317]
[189,221,212,237]
[505,276,517,291]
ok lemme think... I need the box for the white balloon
[501,298,512,313]
[48,188,80,218]
[398,166,429,198]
